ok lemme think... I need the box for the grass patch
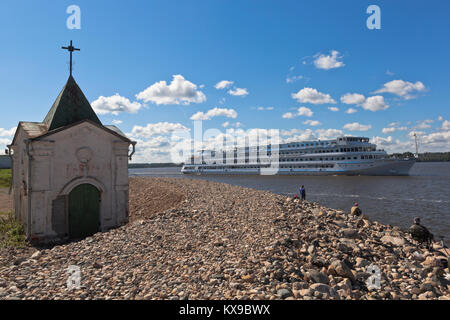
[0,169,11,188]
[0,211,26,248]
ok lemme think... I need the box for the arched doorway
[68,183,100,239]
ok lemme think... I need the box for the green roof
[43,75,102,131]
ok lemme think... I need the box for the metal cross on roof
[61,40,80,76]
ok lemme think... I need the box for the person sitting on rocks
[350,202,362,217]
[409,217,434,248]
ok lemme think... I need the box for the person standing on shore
[350,202,362,217]
[299,185,306,201]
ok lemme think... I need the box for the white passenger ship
[181,136,416,176]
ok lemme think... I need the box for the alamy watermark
[66,5,81,30]
[366,264,381,290]
[366,5,381,30]
[67,265,81,290]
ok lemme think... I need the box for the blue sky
[0,0,449,162]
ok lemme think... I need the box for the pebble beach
[0,177,449,300]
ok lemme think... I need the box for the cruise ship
[181,136,416,176]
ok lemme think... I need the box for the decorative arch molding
[59,176,105,196]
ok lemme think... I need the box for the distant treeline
[128,163,183,168]
[390,152,450,162]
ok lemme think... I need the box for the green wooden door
[68,184,100,239]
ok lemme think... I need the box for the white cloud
[313,50,345,70]
[442,120,450,130]
[228,88,249,97]
[328,107,339,112]
[190,107,237,121]
[292,88,336,104]
[286,75,303,83]
[386,70,394,76]
[297,107,313,117]
[282,106,313,119]
[257,106,274,111]
[345,108,358,114]
[0,127,16,137]
[91,94,142,115]
[282,112,295,119]
[382,126,408,134]
[340,93,366,105]
[136,75,206,105]
[303,120,322,126]
[131,122,189,138]
[382,127,396,134]
[375,79,426,99]
[112,119,123,125]
[437,116,443,121]
[415,119,434,130]
[315,128,344,140]
[361,95,389,111]
[343,122,372,131]
[222,121,230,128]
[215,80,234,90]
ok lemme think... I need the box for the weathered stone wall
[12,122,130,243]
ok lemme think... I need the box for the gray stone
[277,288,292,299]
[380,235,405,246]
[306,269,329,284]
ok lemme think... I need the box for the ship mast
[413,133,419,159]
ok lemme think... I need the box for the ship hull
[181,159,416,176]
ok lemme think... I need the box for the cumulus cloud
[343,122,372,131]
[282,112,295,119]
[228,88,249,97]
[361,96,389,112]
[442,120,450,130]
[375,79,426,99]
[0,127,16,137]
[341,93,366,105]
[414,119,434,130]
[112,120,123,125]
[91,94,142,115]
[315,128,344,140]
[303,120,322,126]
[136,75,206,105]
[340,93,389,112]
[345,108,357,114]
[215,80,234,90]
[282,107,313,119]
[313,50,345,70]
[190,107,237,121]
[291,88,336,104]
[381,126,408,134]
[130,122,189,138]
[328,107,339,112]
[256,106,274,111]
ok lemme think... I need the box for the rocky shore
[0,177,449,300]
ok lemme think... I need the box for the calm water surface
[129,162,450,245]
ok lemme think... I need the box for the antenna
[413,133,419,159]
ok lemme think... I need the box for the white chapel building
[9,72,136,244]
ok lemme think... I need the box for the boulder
[306,269,329,284]
[380,235,405,246]
[310,283,338,299]
[328,260,356,283]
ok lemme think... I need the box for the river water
[129,162,450,246]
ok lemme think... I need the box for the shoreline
[0,177,449,300]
